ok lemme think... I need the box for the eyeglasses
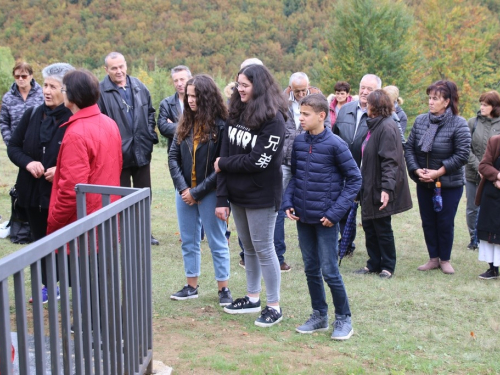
[60,88,67,93]
[14,74,29,80]
[235,82,250,89]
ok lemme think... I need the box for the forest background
[1,0,500,142]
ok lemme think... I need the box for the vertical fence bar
[136,200,145,364]
[13,270,29,374]
[0,279,12,375]
[79,232,93,375]
[70,238,84,374]
[58,245,72,375]
[76,185,87,219]
[131,203,139,373]
[145,193,153,374]
[112,213,123,375]
[30,260,46,374]
[46,251,61,375]
[89,227,102,375]
[98,221,111,375]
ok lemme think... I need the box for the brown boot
[417,257,440,271]
[439,260,455,274]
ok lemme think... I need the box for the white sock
[247,296,259,303]
[269,305,280,312]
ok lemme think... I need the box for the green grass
[1,141,500,374]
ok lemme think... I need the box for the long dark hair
[426,80,459,115]
[228,64,288,129]
[176,74,228,143]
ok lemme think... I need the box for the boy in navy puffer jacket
[282,94,361,340]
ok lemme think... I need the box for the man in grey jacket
[97,52,160,245]
[334,74,381,256]
[158,65,192,152]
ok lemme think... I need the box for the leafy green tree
[319,0,426,120]
[0,46,15,96]
[414,0,500,118]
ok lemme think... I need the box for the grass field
[1,141,499,375]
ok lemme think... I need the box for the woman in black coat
[7,62,74,301]
[355,90,412,279]
[404,80,471,274]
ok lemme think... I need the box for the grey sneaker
[170,285,199,300]
[331,314,353,340]
[254,306,283,327]
[224,296,261,314]
[296,310,329,334]
[218,287,233,306]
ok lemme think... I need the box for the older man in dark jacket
[97,52,160,245]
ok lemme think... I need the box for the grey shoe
[296,310,329,334]
[331,314,353,340]
[218,287,233,306]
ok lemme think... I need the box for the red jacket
[47,104,123,235]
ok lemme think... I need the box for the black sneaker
[218,287,233,306]
[467,241,478,250]
[478,269,499,280]
[223,296,260,314]
[170,285,199,300]
[254,306,283,327]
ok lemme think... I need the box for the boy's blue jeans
[296,221,351,317]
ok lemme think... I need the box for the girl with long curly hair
[214,64,288,327]
[168,74,233,306]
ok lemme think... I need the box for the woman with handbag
[7,63,74,302]
[404,80,471,274]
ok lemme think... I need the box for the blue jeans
[416,185,463,261]
[231,204,281,303]
[273,165,292,264]
[176,190,230,281]
[296,221,351,317]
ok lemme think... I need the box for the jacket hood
[366,116,387,131]
[474,110,500,124]
[9,79,42,96]
[61,104,102,128]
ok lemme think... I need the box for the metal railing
[0,184,153,375]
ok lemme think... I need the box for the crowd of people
[1,54,500,342]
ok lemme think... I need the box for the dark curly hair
[176,74,228,144]
[367,89,394,118]
[228,64,288,129]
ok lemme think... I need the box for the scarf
[418,107,453,152]
[39,103,72,144]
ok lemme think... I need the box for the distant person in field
[158,65,192,152]
[97,51,160,246]
[1,61,44,146]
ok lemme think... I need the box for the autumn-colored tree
[319,0,427,122]
[0,47,15,96]
[414,0,500,118]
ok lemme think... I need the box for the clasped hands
[26,162,56,182]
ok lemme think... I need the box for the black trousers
[362,215,396,274]
[120,164,152,199]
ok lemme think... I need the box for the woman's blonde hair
[383,85,404,105]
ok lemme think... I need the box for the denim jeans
[273,165,293,264]
[296,221,351,317]
[416,185,463,261]
[176,190,230,281]
[231,204,281,303]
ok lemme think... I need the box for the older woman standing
[8,63,74,302]
[465,91,500,250]
[475,135,500,279]
[405,80,471,274]
[356,90,412,279]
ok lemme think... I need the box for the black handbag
[8,186,31,244]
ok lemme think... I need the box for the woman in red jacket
[47,69,122,234]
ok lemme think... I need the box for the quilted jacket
[405,110,471,189]
[47,104,123,235]
[158,92,181,152]
[1,79,44,145]
[282,128,361,224]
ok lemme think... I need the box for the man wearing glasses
[1,62,44,146]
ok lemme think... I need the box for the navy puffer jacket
[405,109,471,188]
[282,128,361,224]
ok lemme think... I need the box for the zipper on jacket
[309,145,312,154]
[303,142,312,221]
